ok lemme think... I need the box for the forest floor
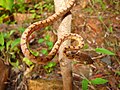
[0,0,120,90]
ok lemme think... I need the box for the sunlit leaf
[30,50,39,56]
[11,38,20,49]
[38,38,44,43]
[44,65,49,69]
[6,0,14,12]
[95,48,115,55]
[23,57,33,66]
[0,46,5,51]
[47,62,56,68]
[0,32,4,46]
[82,79,88,90]
[108,26,113,33]
[44,35,50,41]
[91,78,108,85]
[41,49,48,55]
[3,32,10,39]
[6,40,12,51]
[0,0,6,8]
[46,41,53,50]
[9,59,19,68]
[9,30,15,35]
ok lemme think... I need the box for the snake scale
[20,0,86,64]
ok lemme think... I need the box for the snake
[20,0,87,64]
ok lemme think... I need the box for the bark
[54,0,73,90]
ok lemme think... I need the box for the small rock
[28,79,63,90]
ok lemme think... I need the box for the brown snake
[20,0,85,64]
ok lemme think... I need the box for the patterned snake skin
[20,0,85,64]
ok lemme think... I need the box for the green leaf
[47,62,56,68]
[9,59,19,68]
[108,26,113,33]
[83,43,89,49]
[46,41,53,49]
[30,50,39,56]
[9,30,15,36]
[3,32,10,39]
[115,71,120,76]
[18,27,25,33]
[82,79,88,90]
[38,38,44,43]
[99,0,106,10]
[0,32,4,46]
[0,46,5,51]
[95,48,115,55]
[41,49,48,55]
[44,65,49,69]
[91,78,108,85]
[0,0,6,8]
[44,35,50,41]
[23,57,33,66]
[29,10,36,13]
[6,0,14,12]
[6,40,12,51]
[0,0,14,12]
[98,16,103,22]
[11,38,20,49]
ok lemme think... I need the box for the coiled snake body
[20,0,85,64]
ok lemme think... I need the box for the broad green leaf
[95,48,115,55]
[82,79,88,90]
[11,38,20,49]
[9,59,19,68]
[44,35,50,41]
[29,10,36,13]
[46,41,53,50]
[41,49,48,55]
[0,0,14,12]
[44,65,49,69]
[6,40,12,51]
[38,38,44,43]
[3,32,10,39]
[47,62,56,68]
[0,46,5,51]
[23,57,33,66]
[9,30,15,36]
[30,50,39,56]
[108,26,113,33]
[91,78,108,85]
[0,32,4,46]
[0,0,6,8]
[6,0,14,12]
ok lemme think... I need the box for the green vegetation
[0,0,119,89]
[38,34,54,55]
[82,78,108,90]
[0,0,54,23]
[95,48,115,55]
[0,31,20,68]
[43,62,57,73]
